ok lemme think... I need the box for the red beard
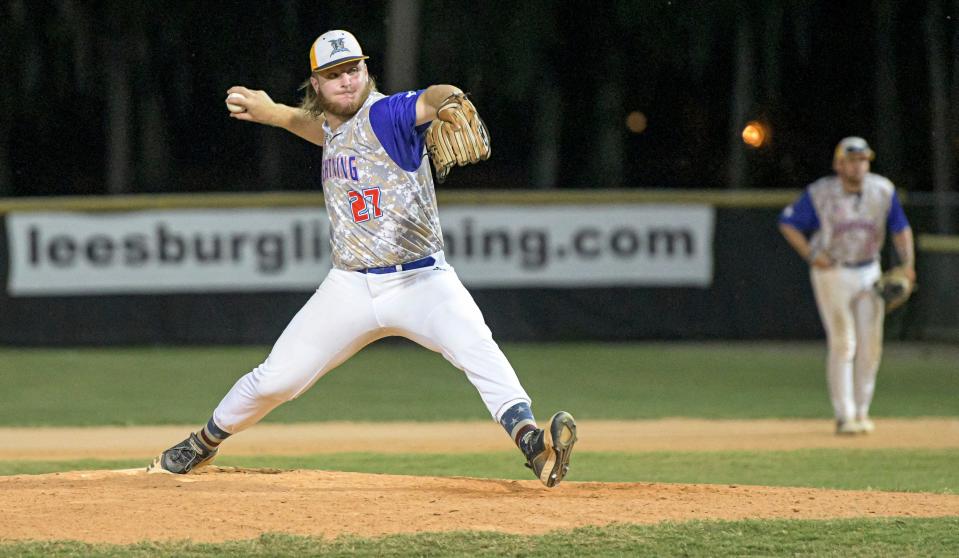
[320,78,374,119]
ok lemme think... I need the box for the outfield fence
[0,190,956,345]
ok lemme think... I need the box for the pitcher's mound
[2,467,959,544]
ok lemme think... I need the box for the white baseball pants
[810,262,884,422]
[211,252,530,433]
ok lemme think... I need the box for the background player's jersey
[779,173,909,264]
[320,90,442,270]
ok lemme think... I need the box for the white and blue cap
[833,136,875,162]
[310,30,369,72]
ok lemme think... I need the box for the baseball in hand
[225,93,247,114]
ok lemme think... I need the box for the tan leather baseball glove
[874,266,915,314]
[426,93,491,183]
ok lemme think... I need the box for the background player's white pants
[810,262,884,422]
[212,253,531,434]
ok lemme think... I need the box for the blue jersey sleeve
[887,190,910,233]
[778,190,820,233]
[369,90,431,173]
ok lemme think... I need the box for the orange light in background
[626,111,648,134]
[742,121,767,148]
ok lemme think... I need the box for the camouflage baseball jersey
[779,173,910,264]
[320,89,442,270]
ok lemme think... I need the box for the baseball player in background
[147,30,577,487]
[778,137,915,435]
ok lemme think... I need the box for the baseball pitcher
[778,137,915,435]
[147,30,577,487]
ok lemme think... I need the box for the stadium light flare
[741,121,768,148]
[626,111,648,134]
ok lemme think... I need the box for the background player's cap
[834,136,875,162]
[310,30,369,72]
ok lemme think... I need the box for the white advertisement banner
[439,205,714,287]
[6,205,714,295]
[7,209,332,295]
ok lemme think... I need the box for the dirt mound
[2,419,957,544]
[2,467,959,544]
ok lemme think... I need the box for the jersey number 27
[349,188,383,223]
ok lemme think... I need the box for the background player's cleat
[522,411,578,487]
[835,419,864,435]
[857,417,876,433]
[146,433,217,474]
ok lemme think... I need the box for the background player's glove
[873,266,915,314]
[426,93,491,183]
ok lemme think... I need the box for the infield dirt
[1,418,957,543]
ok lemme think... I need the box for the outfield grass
[0,342,955,426]
[3,449,958,493]
[2,518,958,557]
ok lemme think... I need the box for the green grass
[0,342,956,426]
[1,518,957,557]
[4,449,958,493]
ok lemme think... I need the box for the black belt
[841,259,876,268]
[357,256,436,274]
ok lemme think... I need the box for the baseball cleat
[857,417,876,434]
[146,433,217,474]
[835,419,864,435]
[523,411,578,488]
